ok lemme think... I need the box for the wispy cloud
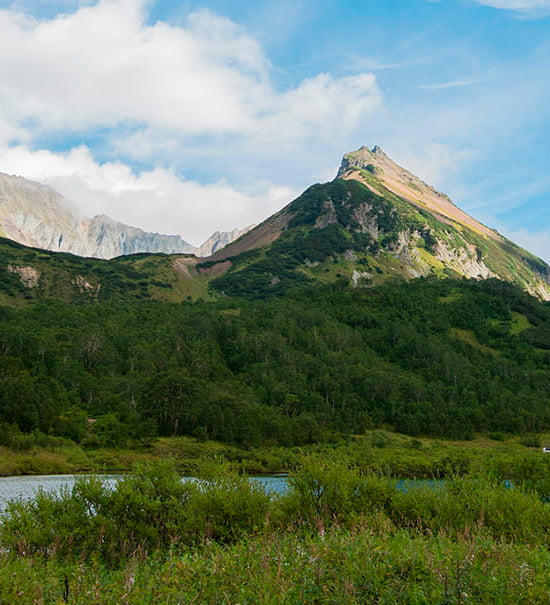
[498,226,550,263]
[346,55,433,72]
[417,79,478,90]
[464,176,550,212]
[471,0,550,17]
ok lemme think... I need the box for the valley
[1,148,550,603]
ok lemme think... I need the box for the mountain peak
[338,145,498,241]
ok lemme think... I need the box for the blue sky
[0,0,549,257]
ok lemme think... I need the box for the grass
[1,531,549,604]
[449,328,500,355]
[2,431,550,477]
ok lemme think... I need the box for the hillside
[1,147,550,446]
[0,236,213,305]
[1,147,549,306]
[191,147,550,300]
[1,278,550,447]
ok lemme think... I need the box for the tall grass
[0,531,549,603]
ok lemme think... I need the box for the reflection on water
[0,474,289,513]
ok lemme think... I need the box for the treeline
[1,277,550,446]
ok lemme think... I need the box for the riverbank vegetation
[2,430,550,480]
[1,458,550,603]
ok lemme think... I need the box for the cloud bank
[0,144,296,245]
[0,0,381,242]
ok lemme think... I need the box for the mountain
[187,146,550,300]
[196,225,256,257]
[0,171,248,259]
[3,148,550,445]
[0,145,549,306]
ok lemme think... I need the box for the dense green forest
[1,276,549,447]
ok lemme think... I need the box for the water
[0,474,289,513]
[0,474,454,515]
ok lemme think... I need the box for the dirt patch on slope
[198,260,233,277]
[206,210,290,262]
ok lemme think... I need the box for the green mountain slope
[0,146,548,306]
[195,147,550,300]
[0,236,210,305]
[1,278,550,446]
[1,147,550,446]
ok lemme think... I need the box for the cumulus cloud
[0,0,382,241]
[0,0,381,145]
[0,144,296,245]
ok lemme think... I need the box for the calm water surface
[0,474,289,513]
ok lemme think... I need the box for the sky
[0,0,549,258]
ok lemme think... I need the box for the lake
[0,473,290,513]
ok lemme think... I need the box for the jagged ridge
[0,172,250,259]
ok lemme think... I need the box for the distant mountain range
[0,172,252,259]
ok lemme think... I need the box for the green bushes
[388,476,550,543]
[280,456,395,528]
[0,460,271,562]
[2,458,550,567]
[2,458,550,601]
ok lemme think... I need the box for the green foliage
[1,278,550,446]
[1,531,549,603]
[3,457,550,591]
[0,460,270,562]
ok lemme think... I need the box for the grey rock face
[85,215,195,258]
[0,171,248,259]
[196,225,255,257]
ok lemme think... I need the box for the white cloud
[259,73,380,145]
[471,0,550,15]
[0,1,383,243]
[417,79,478,90]
[0,0,381,145]
[388,142,478,190]
[0,144,297,245]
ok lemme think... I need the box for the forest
[1,276,550,449]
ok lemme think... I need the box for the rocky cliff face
[0,171,246,259]
[196,225,255,257]
[0,172,90,255]
[85,215,195,258]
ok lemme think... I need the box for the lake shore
[1,430,549,478]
